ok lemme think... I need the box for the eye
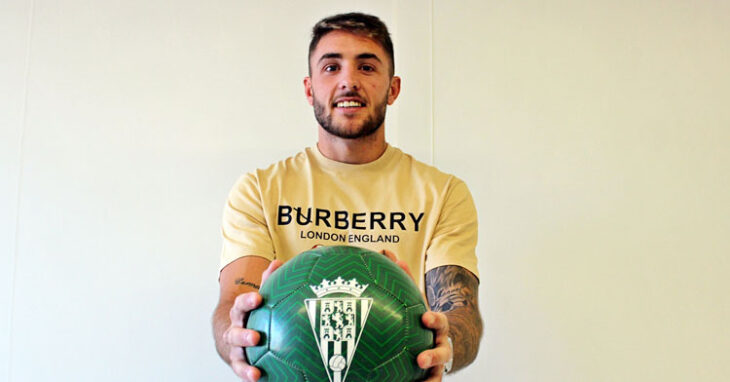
[324,64,339,72]
[360,64,376,72]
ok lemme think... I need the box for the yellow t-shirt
[220,145,479,292]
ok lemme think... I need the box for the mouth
[333,98,366,109]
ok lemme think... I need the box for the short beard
[313,93,387,140]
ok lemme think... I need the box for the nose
[338,66,360,91]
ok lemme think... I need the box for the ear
[387,76,401,105]
[304,76,314,106]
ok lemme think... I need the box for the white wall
[434,1,730,380]
[1,0,31,379]
[2,1,728,381]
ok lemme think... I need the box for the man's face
[305,31,400,139]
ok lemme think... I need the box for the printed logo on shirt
[277,205,425,244]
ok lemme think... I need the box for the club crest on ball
[305,277,373,382]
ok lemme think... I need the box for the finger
[381,250,415,280]
[418,311,452,370]
[231,358,261,382]
[422,311,449,333]
[225,327,261,348]
[381,249,397,262]
[261,259,284,285]
[229,344,245,363]
[230,293,263,323]
[417,344,451,369]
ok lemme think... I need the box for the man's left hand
[380,249,451,381]
[418,311,451,381]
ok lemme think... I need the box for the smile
[334,100,364,108]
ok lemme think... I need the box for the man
[213,13,482,381]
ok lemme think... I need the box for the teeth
[336,101,363,108]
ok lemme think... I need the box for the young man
[213,13,482,381]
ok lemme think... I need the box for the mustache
[336,91,364,99]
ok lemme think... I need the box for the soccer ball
[245,245,434,381]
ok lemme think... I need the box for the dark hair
[308,12,395,76]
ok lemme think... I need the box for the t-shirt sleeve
[425,178,480,279]
[219,173,275,271]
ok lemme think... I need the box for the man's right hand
[216,259,283,382]
[224,291,264,381]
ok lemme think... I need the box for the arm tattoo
[234,278,260,290]
[425,265,482,372]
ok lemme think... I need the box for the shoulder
[230,149,312,192]
[392,148,471,195]
[255,149,311,180]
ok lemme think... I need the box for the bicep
[425,180,479,280]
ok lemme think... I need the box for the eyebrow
[318,52,383,64]
[356,53,382,63]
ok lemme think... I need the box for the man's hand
[215,259,283,382]
[380,250,451,380]
[418,311,451,381]
[224,292,264,381]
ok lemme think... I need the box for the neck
[316,126,387,164]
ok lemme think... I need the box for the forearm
[443,306,483,371]
[425,265,483,372]
[213,255,271,366]
[212,300,235,364]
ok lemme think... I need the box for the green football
[245,245,434,381]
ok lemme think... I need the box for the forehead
[311,30,387,62]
